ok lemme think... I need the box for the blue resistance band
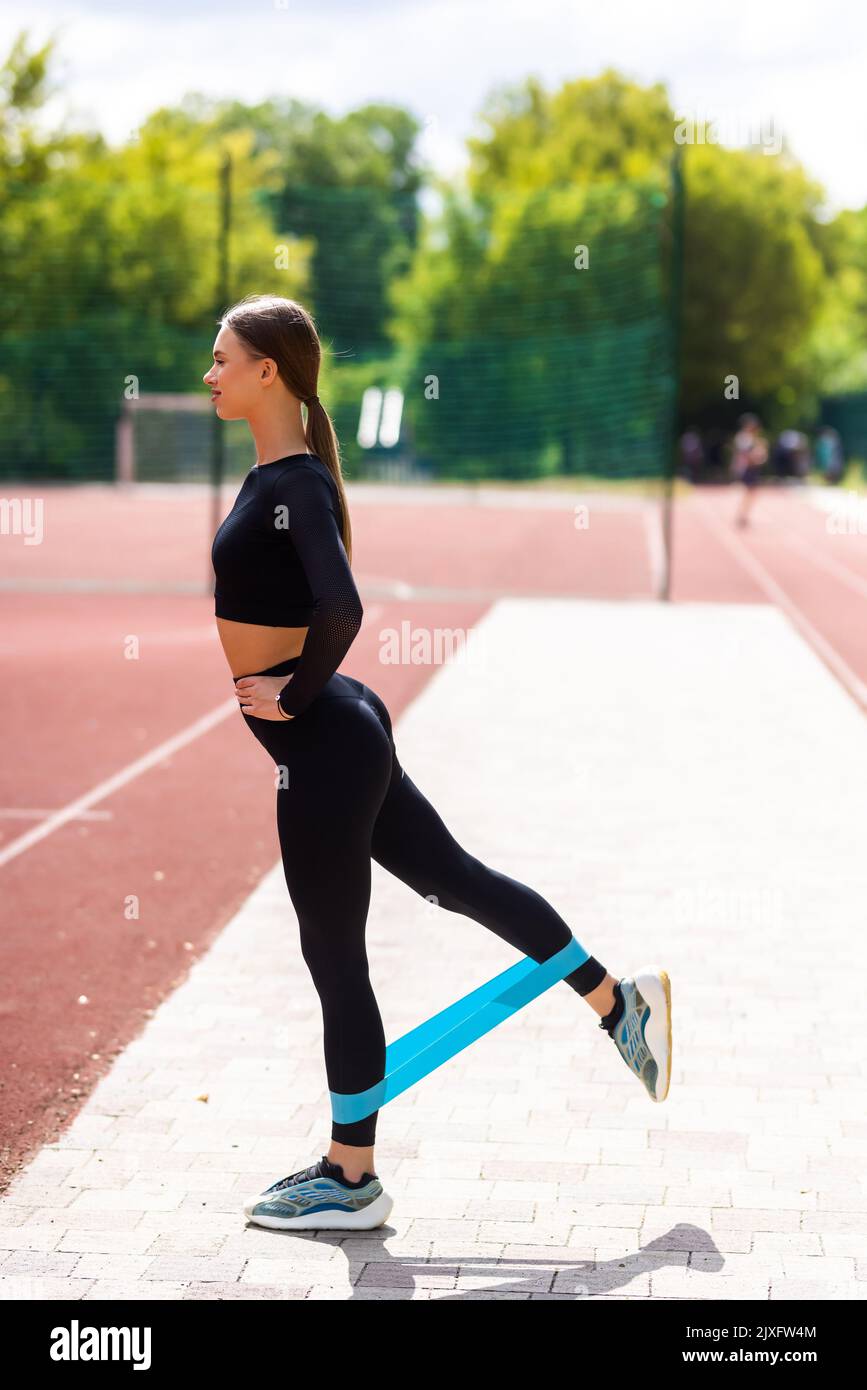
[329,935,588,1125]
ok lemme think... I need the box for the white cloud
[2,0,865,210]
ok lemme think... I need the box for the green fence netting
[0,166,680,486]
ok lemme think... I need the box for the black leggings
[239,655,609,1147]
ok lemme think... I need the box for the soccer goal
[115,393,214,485]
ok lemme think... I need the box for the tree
[207,96,426,357]
[679,142,827,426]
[388,67,836,466]
[800,205,867,399]
[0,33,309,476]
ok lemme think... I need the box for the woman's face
[203,324,271,421]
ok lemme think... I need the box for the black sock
[599,980,625,1037]
[320,1155,376,1187]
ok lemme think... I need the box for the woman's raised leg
[363,689,616,1009]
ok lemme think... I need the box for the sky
[3,0,866,214]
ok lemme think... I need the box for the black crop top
[211,453,363,716]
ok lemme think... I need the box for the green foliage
[460,68,838,437]
[800,206,867,397]
[466,69,675,190]
[0,35,311,477]
[3,29,867,481]
[387,175,672,476]
[207,97,425,355]
[680,142,827,428]
[0,32,429,478]
[383,71,679,476]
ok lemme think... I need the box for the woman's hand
[234,674,295,721]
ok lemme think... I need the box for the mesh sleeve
[266,464,363,716]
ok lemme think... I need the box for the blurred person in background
[730,412,768,528]
[814,426,845,484]
[772,428,808,481]
[678,427,704,482]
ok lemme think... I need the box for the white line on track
[0,606,388,868]
[780,530,867,601]
[695,499,867,716]
[642,504,666,598]
[0,808,113,821]
[0,698,237,868]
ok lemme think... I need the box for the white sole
[632,965,672,1102]
[244,1188,394,1230]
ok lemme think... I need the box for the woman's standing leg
[272,694,394,1173]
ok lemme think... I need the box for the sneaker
[243,1155,394,1231]
[600,967,672,1102]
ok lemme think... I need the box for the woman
[205,293,673,1232]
